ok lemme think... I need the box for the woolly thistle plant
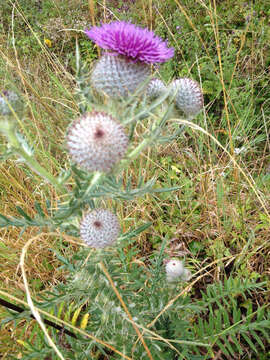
[4,18,267,360]
[85,21,174,98]
[0,23,207,359]
[1,18,268,359]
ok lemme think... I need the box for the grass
[0,0,269,358]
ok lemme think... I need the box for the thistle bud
[165,259,191,282]
[146,78,167,100]
[66,112,128,172]
[0,90,20,116]
[80,209,120,248]
[170,78,203,118]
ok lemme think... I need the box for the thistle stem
[1,120,67,195]
[119,115,161,169]
[83,171,104,199]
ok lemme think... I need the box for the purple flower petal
[85,21,174,64]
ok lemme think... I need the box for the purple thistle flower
[85,21,174,64]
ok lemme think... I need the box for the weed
[0,0,269,359]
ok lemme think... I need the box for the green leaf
[34,201,45,218]
[230,333,243,354]
[250,330,265,350]
[242,333,258,354]
[215,339,230,357]
[15,206,33,222]
[223,337,235,358]
[0,213,10,226]
[120,222,152,241]
[152,186,181,193]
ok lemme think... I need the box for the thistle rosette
[66,112,128,172]
[80,209,120,248]
[85,21,174,98]
[170,78,203,118]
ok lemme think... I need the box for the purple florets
[85,21,174,64]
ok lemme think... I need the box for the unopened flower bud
[66,112,128,172]
[146,78,167,100]
[0,90,20,116]
[80,209,120,248]
[165,259,191,282]
[170,78,203,118]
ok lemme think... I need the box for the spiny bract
[80,209,120,248]
[91,54,150,98]
[66,112,128,172]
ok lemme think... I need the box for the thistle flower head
[91,53,150,98]
[66,112,128,172]
[146,78,167,100]
[85,21,174,64]
[170,78,203,118]
[80,209,120,248]
[166,259,184,279]
[165,259,191,282]
[0,90,20,116]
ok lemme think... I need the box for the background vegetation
[0,0,269,358]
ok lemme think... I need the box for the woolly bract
[91,54,150,98]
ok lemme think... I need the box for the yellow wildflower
[44,38,52,47]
